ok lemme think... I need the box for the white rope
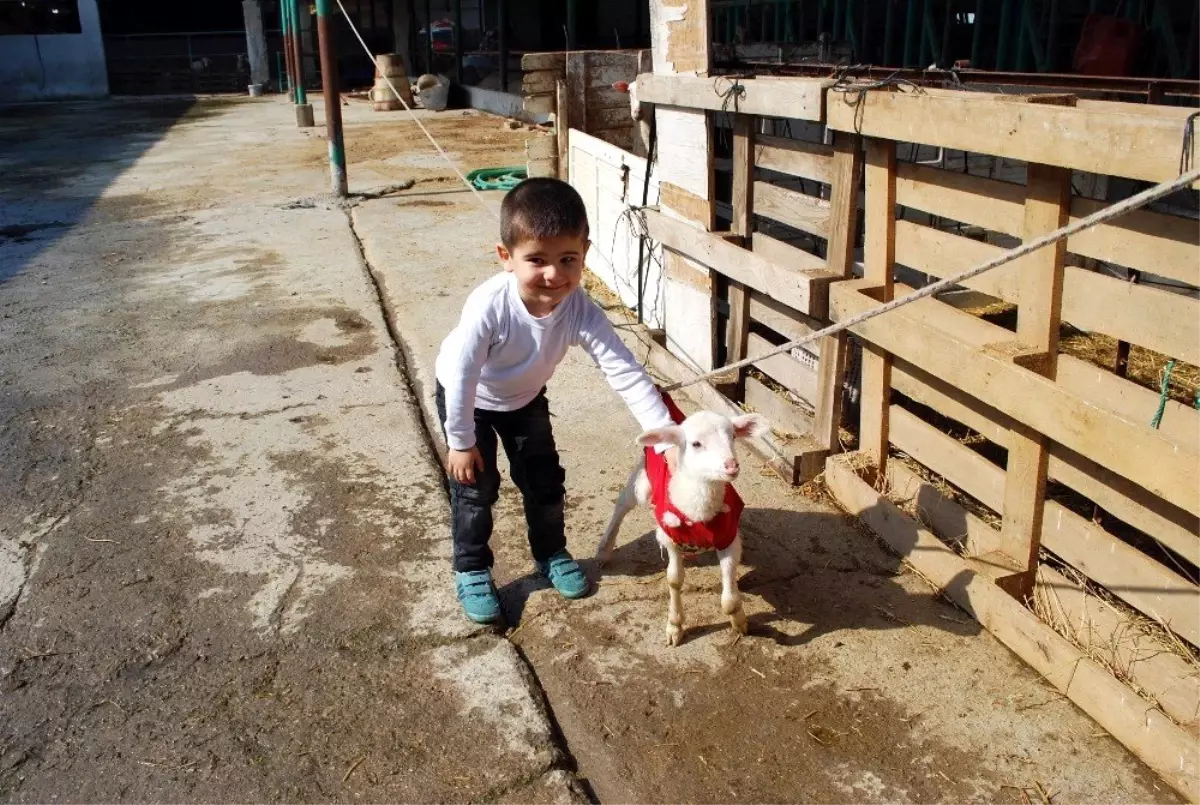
[333,0,500,218]
[659,166,1200,393]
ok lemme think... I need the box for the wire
[332,0,498,218]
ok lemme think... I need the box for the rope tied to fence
[713,76,748,115]
[655,165,1200,395]
[827,66,925,134]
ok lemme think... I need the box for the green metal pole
[903,0,919,66]
[314,0,348,196]
[566,0,576,48]
[940,0,952,68]
[281,0,294,100]
[996,0,1013,70]
[289,0,307,105]
[919,0,932,66]
[970,0,985,68]
[1016,0,1031,72]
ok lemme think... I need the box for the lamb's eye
[690,440,702,449]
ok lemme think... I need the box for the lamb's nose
[724,458,740,476]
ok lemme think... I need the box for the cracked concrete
[0,96,580,802]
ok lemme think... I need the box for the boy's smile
[498,234,589,317]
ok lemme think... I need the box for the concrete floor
[0,94,1183,803]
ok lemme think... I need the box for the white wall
[0,0,108,103]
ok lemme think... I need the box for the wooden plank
[521,52,566,71]
[886,458,1005,558]
[659,183,712,231]
[894,221,1019,301]
[748,331,819,403]
[890,405,1005,511]
[649,0,709,75]
[656,106,711,203]
[1036,565,1200,733]
[895,161,1025,235]
[726,115,755,393]
[748,290,821,342]
[750,232,827,273]
[1057,356,1199,447]
[813,132,862,453]
[555,81,569,181]
[635,73,829,120]
[753,182,831,239]
[859,138,897,470]
[829,279,1200,516]
[824,454,1200,804]
[645,208,834,318]
[1067,197,1200,286]
[891,359,1200,567]
[755,135,834,184]
[826,87,1198,184]
[744,375,814,435]
[999,162,1070,592]
[522,69,565,94]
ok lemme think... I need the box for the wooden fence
[599,72,1200,802]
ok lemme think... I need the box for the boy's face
[498,233,590,315]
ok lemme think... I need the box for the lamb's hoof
[666,625,683,647]
[730,610,748,635]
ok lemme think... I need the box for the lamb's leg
[595,462,646,566]
[658,528,686,646]
[717,535,747,636]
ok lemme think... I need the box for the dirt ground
[0,94,1185,804]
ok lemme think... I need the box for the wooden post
[858,138,897,471]
[555,79,569,181]
[813,131,862,453]
[996,160,1071,599]
[725,113,756,399]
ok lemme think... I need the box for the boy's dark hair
[500,177,590,248]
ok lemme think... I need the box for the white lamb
[596,407,769,646]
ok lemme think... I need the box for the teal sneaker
[454,569,502,624]
[536,550,590,599]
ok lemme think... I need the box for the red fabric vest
[644,391,744,554]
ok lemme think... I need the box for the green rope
[466,167,526,192]
[1150,359,1177,430]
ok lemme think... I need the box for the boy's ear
[496,243,513,268]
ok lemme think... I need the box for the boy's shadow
[498,503,982,646]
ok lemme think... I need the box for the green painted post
[1046,0,1060,72]
[281,0,294,100]
[970,0,985,68]
[996,0,1013,70]
[314,0,348,196]
[903,0,919,66]
[289,0,307,105]
[940,0,952,68]
[1016,0,1032,72]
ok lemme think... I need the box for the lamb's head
[637,411,769,482]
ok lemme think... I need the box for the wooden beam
[752,182,831,239]
[750,232,827,274]
[826,87,1198,184]
[748,290,821,341]
[812,132,862,453]
[726,114,755,397]
[829,280,1200,517]
[859,138,897,470]
[555,80,569,181]
[748,331,819,404]
[744,375,814,436]
[823,454,1200,804]
[998,161,1070,596]
[755,135,834,184]
[644,208,836,318]
[659,183,713,231]
[636,73,829,120]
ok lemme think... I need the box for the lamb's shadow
[573,505,983,647]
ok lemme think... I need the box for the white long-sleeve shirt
[435,272,673,451]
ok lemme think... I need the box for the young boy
[434,177,676,624]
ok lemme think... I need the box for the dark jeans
[435,383,567,572]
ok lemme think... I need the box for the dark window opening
[0,0,82,35]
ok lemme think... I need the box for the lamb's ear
[636,425,685,449]
[730,413,769,440]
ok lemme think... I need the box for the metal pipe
[883,0,896,65]
[315,0,348,196]
[497,0,508,93]
[454,0,463,82]
[902,0,919,66]
[289,0,307,105]
[281,0,296,100]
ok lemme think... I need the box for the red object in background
[611,81,630,93]
[1073,14,1141,76]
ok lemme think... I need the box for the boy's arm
[576,300,674,433]
[442,304,494,452]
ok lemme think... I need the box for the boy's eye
[690,440,702,449]
[561,256,575,265]
[528,257,545,266]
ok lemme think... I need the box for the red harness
[644,391,744,554]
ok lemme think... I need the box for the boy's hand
[663,446,680,474]
[447,447,484,485]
